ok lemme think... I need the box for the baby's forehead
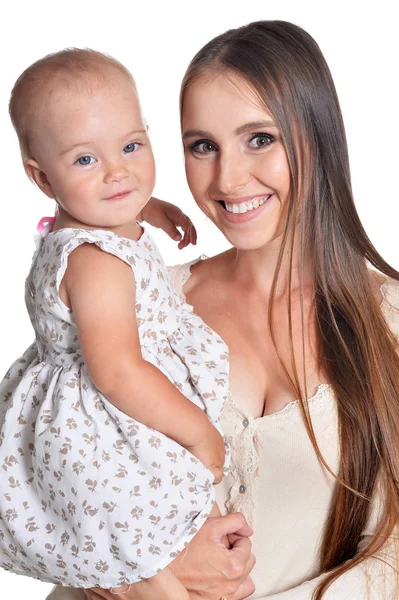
[28,70,143,157]
[32,70,138,125]
[42,69,136,104]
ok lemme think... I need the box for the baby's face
[29,73,156,229]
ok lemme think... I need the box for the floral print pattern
[0,227,229,588]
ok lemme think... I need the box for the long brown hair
[180,20,399,598]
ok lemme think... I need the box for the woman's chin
[203,196,283,252]
[216,221,281,252]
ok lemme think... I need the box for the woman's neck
[226,236,313,299]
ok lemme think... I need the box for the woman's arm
[260,529,397,599]
[47,570,190,600]
[46,513,255,600]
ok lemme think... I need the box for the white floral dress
[0,227,229,589]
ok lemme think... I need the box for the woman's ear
[24,159,55,199]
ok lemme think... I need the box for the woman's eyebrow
[183,120,276,141]
[182,129,210,140]
[235,120,276,134]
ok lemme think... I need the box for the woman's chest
[216,384,339,596]
[187,281,322,417]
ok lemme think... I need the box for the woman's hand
[139,197,197,249]
[84,513,255,600]
[84,568,190,600]
[170,512,256,600]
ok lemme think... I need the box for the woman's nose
[103,160,129,184]
[215,152,249,194]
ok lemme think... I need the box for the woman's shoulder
[378,273,399,337]
[168,249,235,295]
[168,257,206,294]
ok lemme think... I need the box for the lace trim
[380,277,399,333]
[260,382,333,421]
[222,393,258,526]
[175,256,207,292]
[221,384,335,526]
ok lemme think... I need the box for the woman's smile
[217,193,275,223]
[182,73,290,250]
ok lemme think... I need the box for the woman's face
[182,73,291,251]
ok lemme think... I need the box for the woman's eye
[248,133,274,149]
[189,140,217,155]
[124,143,139,153]
[76,156,96,165]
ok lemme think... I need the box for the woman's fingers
[211,512,253,541]
[229,576,256,600]
[227,532,249,546]
[85,589,115,599]
[227,536,254,579]
[84,591,104,600]
[169,513,254,599]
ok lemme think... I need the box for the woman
[51,20,399,600]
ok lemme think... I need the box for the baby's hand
[188,425,225,484]
[139,197,197,249]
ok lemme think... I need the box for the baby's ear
[24,159,55,199]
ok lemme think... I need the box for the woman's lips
[217,194,274,223]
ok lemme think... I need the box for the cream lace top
[47,265,399,600]
[169,261,399,600]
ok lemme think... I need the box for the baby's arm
[139,197,197,249]
[63,243,224,482]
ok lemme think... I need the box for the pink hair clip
[36,215,56,233]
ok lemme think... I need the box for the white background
[0,0,398,597]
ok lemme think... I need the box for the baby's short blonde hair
[9,48,135,161]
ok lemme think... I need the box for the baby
[0,49,229,596]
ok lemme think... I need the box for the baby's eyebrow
[60,141,92,156]
[59,129,148,156]
[125,129,147,138]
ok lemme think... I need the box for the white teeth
[223,195,271,214]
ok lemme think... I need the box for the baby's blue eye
[77,156,96,165]
[124,143,138,153]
